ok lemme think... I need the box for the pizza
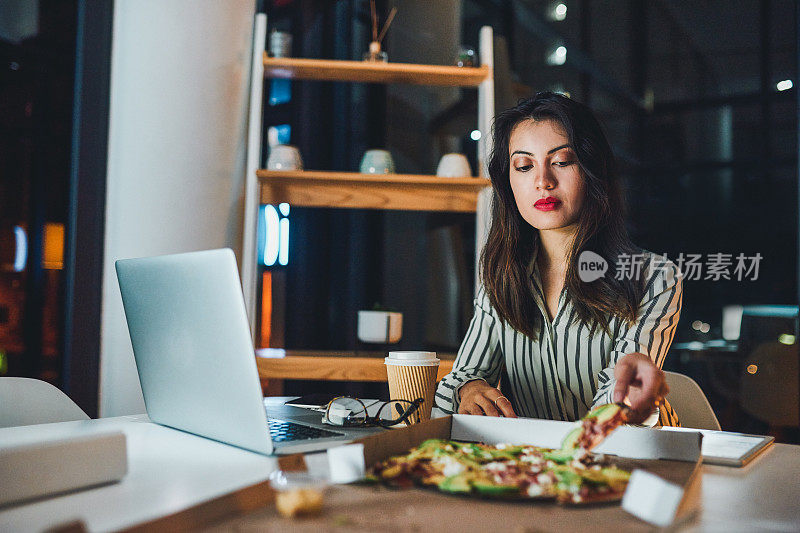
[366,404,632,504]
[562,402,631,452]
[366,438,630,504]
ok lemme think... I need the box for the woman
[435,92,681,426]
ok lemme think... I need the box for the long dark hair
[481,91,646,339]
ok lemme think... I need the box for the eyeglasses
[323,396,425,428]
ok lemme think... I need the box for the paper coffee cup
[384,351,440,423]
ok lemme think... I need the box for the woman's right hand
[458,380,517,417]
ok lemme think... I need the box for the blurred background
[1,0,798,441]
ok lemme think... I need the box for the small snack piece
[269,470,328,518]
[275,488,324,518]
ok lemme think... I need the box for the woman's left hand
[612,352,669,424]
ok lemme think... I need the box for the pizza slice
[437,449,557,499]
[370,439,486,488]
[562,402,631,453]
[550,461,632,504]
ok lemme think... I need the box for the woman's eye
[553,161,576,167]
[514,164,533,172]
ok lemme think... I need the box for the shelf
[263,55,491,87]
[258,170,491,212]
[255,349,455,382]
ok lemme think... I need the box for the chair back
[0,377,90,428]
[664,371,721,430]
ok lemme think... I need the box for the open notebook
[661,427,774,466]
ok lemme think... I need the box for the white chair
[0,377,90,428]
[664,371,721,431]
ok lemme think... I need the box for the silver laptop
[115,248,380,455]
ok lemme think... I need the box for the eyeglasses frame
[323,396,425,428]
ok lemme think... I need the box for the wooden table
[3,414,800,532]
[255,349,455,385]
[130,442,800,532]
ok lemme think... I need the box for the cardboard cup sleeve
[385,363,439,422]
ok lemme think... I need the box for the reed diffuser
[363,1,396,62]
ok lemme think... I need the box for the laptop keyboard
[268,419,345,443]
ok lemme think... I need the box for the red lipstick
[534,196,562,211]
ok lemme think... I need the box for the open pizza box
[326,414,703,529]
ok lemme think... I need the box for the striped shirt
[435,250,682,426]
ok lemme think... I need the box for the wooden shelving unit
[254,56,494,214]
[263,55,490,86]
[240,22,496,332]
[258,170,490,212]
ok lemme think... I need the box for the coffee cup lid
[385,351,439,366]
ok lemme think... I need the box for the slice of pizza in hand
[562,403,631,453]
